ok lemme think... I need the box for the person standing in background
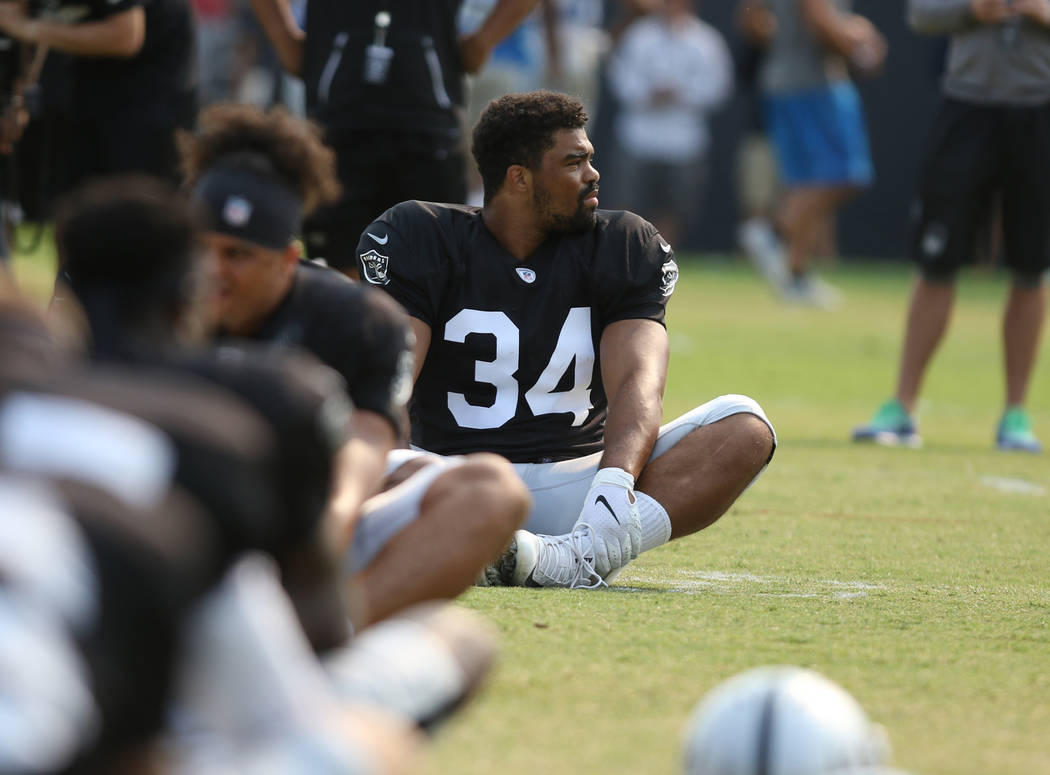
[734,0,787,288]
[605,0,733,246]
[0,0,198,189]
[853,0,1049,453]
[249,0,541,278]
[192,0,238,104]
[460,0,552,206]
[537,0,608,113]
[758,0,885,306]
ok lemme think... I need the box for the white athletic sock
[635,492,672,554]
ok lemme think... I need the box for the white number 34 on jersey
[444,307,593,429]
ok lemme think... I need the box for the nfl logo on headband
[223,195,253,227]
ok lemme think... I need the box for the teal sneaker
[852,399,921,448]
[996,407,1042,453]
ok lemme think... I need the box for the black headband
[194,165,303,250]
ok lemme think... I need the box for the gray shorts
[350,395,775,564]
[510,393,775,535]
[348,453,465,571]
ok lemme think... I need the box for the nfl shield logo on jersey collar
[515,267,537,284]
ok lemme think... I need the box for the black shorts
[303,130,467,272]
[911,98,1050,278]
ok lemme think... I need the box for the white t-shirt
[608,13,733,162]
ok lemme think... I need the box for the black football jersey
[1,363,282,564]
[50,480,219,771]
[82,337,354,651]
[77,291,352,553]
[0,473,220,773]
[0,362,271,769]
[235,261,414,436]
[157,344,352,551]
[357,202,679,462]
[0,304,279,561]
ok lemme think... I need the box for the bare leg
[1003,282,1047,407]
[635,413,774,539]
[811,211,839,264]
[354,454,530,627]
[895,277,955,413]
[778,185,855,276]
[379,453,447,492]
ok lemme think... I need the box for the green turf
[11,241,1048,775]
[424,257,1048,775]
[8,225,57,303]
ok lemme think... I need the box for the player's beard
[533,183,598,235]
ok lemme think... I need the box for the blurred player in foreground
[2,200,501,774]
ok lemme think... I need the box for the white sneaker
[738,218,788,288]
[780,273,841,309]
[475,530,540,587]
[532,526,606,588]
[479,528,605,589]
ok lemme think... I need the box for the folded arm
[908,0,984,34]
[0,4,144,57]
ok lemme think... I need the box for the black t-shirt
[142,345,356,653]
[236,261,415,437]
[79,327,354,650]
[59,481,218,772]
[0,473,221,774]
[0,365,264,770]
[1,363,283,562]
[302,0,464,139]
[160,344,353,551]
[357,201,678,462]
[0,311,347,764]
[42,0,196,119]
[80,333,351,554]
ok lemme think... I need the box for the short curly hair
[55,175,202,332]
[56,175,198,291]
[179,104,341,215]
[471,91,588,204]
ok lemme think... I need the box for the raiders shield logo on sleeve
[360,249,390,285]
[660,259,679,297]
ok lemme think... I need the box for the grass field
[423,258,1049,775]
[11,245,1049,775]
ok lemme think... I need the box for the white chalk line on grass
[978,476,1046,497]
[614,570,883,599]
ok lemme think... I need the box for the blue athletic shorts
[764,81,874,187]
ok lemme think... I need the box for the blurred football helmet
[682,666,899,775]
